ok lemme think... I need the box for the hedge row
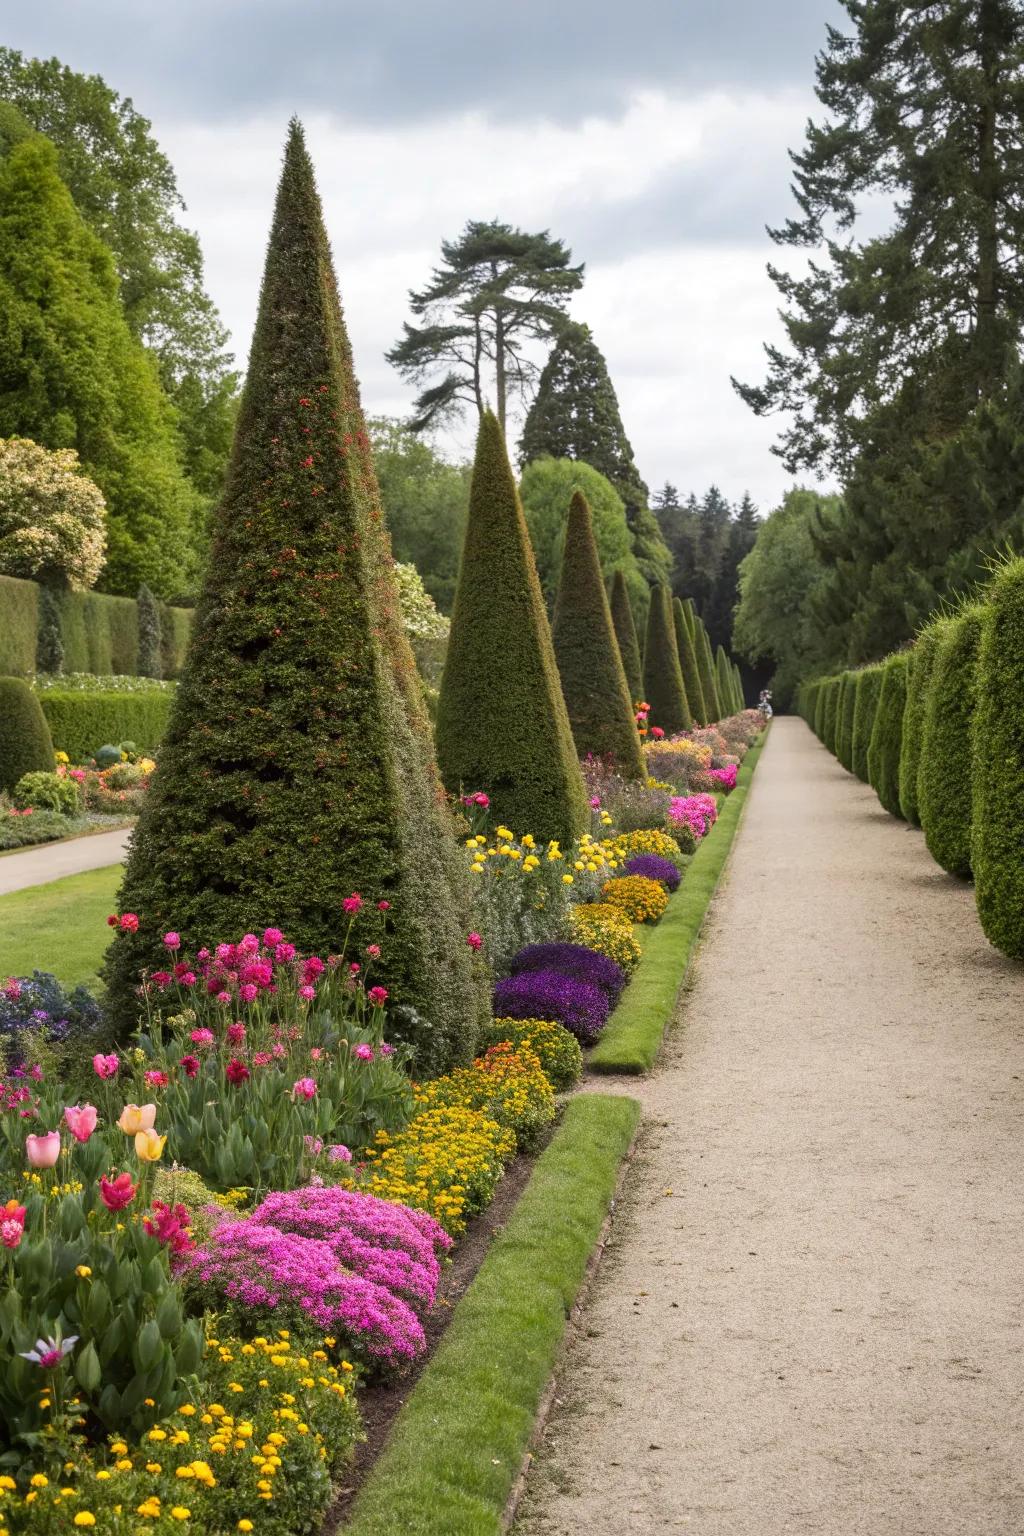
[38,690,174,762]
[796,557,1024,959]
[0,574,192,679]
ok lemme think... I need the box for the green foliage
[694,616,721,721]
[609,568,643,703]
[36,584,64,674]
[0,572,36,671]
[438,411,587,845]
[387,219,583,435]
[899,620,949,824]
[0,675,54,791]
[0,136,200,595]
[867,652,908,816]
[369,416,470,612]
[837,672,857,771]
[851,666,883,781]
[973,559,1024,955]
[655,485,759,653]
[393,559,449,686]
[715,646,735,722]
[642,583,691,734]
[13,768,79,814]
[158,601,192,677]
[0,436,106,588]
[38,689,172,761]
[518,457,647,617]
[822,674,842,757]
[673,597,707,724]
[105,123,485,1072]
[918,607,984,875]
[136,582,162,678]
[551,491,644,775]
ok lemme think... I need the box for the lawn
[0,865,121,987]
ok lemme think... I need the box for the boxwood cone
[0,676,55,792]
[642,583,691,734]
[694,617,722,722]
[104,121,485,1072]
[609,568,643,704]
[673,597,707,725]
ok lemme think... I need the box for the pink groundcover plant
[668,793,719,839]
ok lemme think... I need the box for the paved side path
[517,717,1024,1536]
[0,828,131,895]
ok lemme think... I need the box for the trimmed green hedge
[822,674,842,756]
[0,576,38,673]
[918,608,983,877]
[867,653,908,817]
[973,560,1024,955]
[0,677,54,792]
[899,621,949,826]
[0,572,193,678]
[837,673,857,771]
[38,690,174,762]
[851,665,883,782]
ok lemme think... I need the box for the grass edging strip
[339,1092,642,1536]
[588,728,769,1074]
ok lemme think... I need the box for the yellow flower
[135,1128,166,1162]
[148,1428,168,1442]
[73,1515,96,1528]
[179,1404,196,1416]
[75,1265,92,1278]
[146,1463,162,1475]
[0,1478,15,1491]
[95,1472,112,1482]
[117,1103,156,1135]
[562,874,574,884]
[30,1475,48,1489]
[238,1524,254,1533]
[171,1507,191,1521]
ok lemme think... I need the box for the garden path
[0,828,130,895]
[516,715,1024,1536]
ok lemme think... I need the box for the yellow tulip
[135,1129,166,1163]
[117,1104,157,1135]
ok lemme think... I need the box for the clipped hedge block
[0,575,38,674]
[851,665,883,782]
[918,608,982,876]
[899,620,949,826]
[973,561,1024,955]
[867,653,908,817]
[38,690,173,763]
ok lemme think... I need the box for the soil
[514,717,1024,1536]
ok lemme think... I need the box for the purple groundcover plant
[249,1186,450,1313]
[507,943,626,1003]
[623,854,682,892]
[492,970,610,1044]
[180,1219,426,1363]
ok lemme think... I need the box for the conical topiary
[733,663,744,711]
[609,568,643,704]
[694,616,722,722]
[0,677,54,792]
[867,653,908,816]
[972,560,1024,955]
[642,584,691,734]
[552,492,644,776]
[673,598,707,724]
[919,607,984,876]
[437,412,588,846]
[899,619,948,825]
[715,645,735,719]
[104,122,484,1073]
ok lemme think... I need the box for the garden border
[587,725,769,1074]
[338,1092,641,1536]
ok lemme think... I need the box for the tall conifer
[642,584,691,734]
[673,596,707,724]
[609,568,643,703]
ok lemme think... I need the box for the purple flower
[622,854,682,892]
[492,970,610,1043]
[508,943,627,1002]
[20,1334,77,1369]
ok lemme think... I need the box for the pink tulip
[92,1053,119,1079]
[25,1132,61,1169]
[63,1105,98,1143]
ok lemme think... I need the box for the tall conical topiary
[899,619,948,825]
[609,568,643,703]
[552,492,644,776]
[673,598,707,724]
[694,616,721,722]
[104,122,484,1073]
[867,653,908,816]
[437,411,587,845]
[972,559,1024,955]
[642,583,691,734]
[851,665,883,780]
[919,607,984,877]
[715,645,735,718]
[733,663,744,711]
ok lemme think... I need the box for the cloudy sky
[7,0,845,510]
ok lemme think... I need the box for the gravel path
[0,828,131,894]
[516,716,1024,1536]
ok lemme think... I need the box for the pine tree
[919,608,985,873]
[35,586,64,674]
[136,584,162,679]
[105,122,484,1072]
[673,597,707,724]
[551,492,644,776]
[694,616,722,721]
[642,584,691,735]
[437,411,587,845]
[610,568,643,703]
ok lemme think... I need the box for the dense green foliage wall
[0,676,54,791]
[519,458,647,619]
[836,673,856,770]
[39,690,173,762]
[917,608,983,877]
[852,666,883,781]
[898,621,948,825]
[822,675,842,757]
[866,653,908,817]
[0,573,192,677]
[973,560,1024,956]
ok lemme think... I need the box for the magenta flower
[118,913,139,933]
[144,1070,169,1088]
[20,1334,77,1369]
[190,1028,215,1047]
[466,932,483,951]
[216,990,232,1005]
[63,1104,98,1143]
[298,984,315,1001]
[215,943,234,963]
[342,894,363,915]
[275,942,296,963]
[366,943,381,959]
[380,1043,395,1057]
[349,962,360,976]
[163,931,181,950]
[377,900,390,911]
[292,1077,317,1100]
[179,1055,200,1078]
[238,934,260,955]
[353,1043,374,1062]
[93,1053,119,1079]
[367,986,388,1007]
[226,1023,246,1045]
[327,1144,352,1163]
[262,928,284,946]
[226,1058,250,1085]
[149,971,172,989]
[239,983,259,1003]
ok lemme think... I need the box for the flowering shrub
[0,436,106,589]
[0,972,103,1069]
[668,793,719,839]
[600,875,669,924]
[581,755,671,833]
[718,710,764,752]
[643,736,712,790]
[12,771,80,816]
[623,854,682,892]
[477,1017,583,1091]
[618,828,686,866]
[344,1106,515,1237]
[33,673,175,695]
[568,904,643,973]
[507,942,627,1003]
[708,763,738,791]
[492,970,609,1044]
[414,1043,556,1152]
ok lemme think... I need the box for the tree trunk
[494,306,506,436]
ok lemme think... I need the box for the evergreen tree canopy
[0,136,199,595]
[368,416,470,612]
[610,567,644,703]
[673,596,707,725]
[715,645,736,718]
[437,411,587,846]
[655,484,758,653]
[642,583,691,735]
[552,491,645,776]
[387,220,583,435]
[105,121,484,1073]
[518,457,647,618]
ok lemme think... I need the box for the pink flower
[292,1077,317,1100]
[1,1200,26,1248]
[25,1131,61,1169]
[342,894,363,915]
[367,986,388,1007]
[215,943,235,963]
[238,933,260,955]
[226,1023,246,1045]
[163,931,181,950]
[144,1070,169,1088]
[304,956,325,980]
[366,944,381,959]
[149,971,172,989]
[327,1144,352,1163]
[100,1173,136,1212]
[179,970,197,987]
[298,984,315,1001]
[144,1200,194,1256]
[304,1136,324,1155]
[226,1058,250,1085]
[380,1043,395,1057]
[118,913,139,933]
[63,1104,98,1142]
[253,1051,273,1067]
[275,942,296,963]
[190,1028,215,1047]
[650,726,665,739]
[216,990,232,1005]
[349,963,360,976]
[309,1047,323,1061]
[590,795,601,808]
[466,932,483,951]
[93,1053,119,1079]
[239,983,259,1003]
[179,1055,200,1078]
[377,900,390,911]
[353,1043,374,1062]
[474,792,490,807]
[263,928,284,946]
[4,978,22,1001]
